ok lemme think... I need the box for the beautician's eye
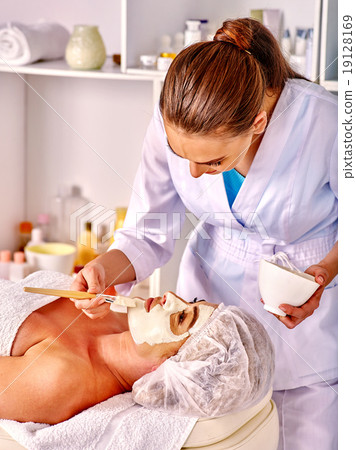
[207,161,222,167]
[179,311,185,324]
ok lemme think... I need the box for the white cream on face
[127,292,214,346]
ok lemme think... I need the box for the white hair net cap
[132,304,275,418]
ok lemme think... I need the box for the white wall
[0,74,26,251]
[1,0,121,55]
[25,75,153,221]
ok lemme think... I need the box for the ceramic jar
[65,25,106,70]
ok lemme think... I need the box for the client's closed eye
[170,306,197,336]
[179,310,185,324]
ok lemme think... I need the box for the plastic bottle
[173,32,184,55]
[26,228,45,248]
[281,29,291,61]
[295,28,307,56]
[159,34,175,58]
[0,250,11,280]
[37,213,50,241]
[74,222,98,266]
[206,22,217,41]
[50,185,67,242]
[200,20,209,41]
[63,185,89,243]
[184,20,201,47]
[18,221,33,251]
[9,251,32,282]
[305,28,314,79]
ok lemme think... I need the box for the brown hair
[160,18,306,137]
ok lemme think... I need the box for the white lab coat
[110,79,338,390]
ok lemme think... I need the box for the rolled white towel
[0,21,70,66]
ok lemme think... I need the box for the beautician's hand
[70,262,111,319]
[265,242,338,329]
[275,264,329,329]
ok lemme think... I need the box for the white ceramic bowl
[258,259,319,316]
[25,243,77,275]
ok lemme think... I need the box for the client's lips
[145,297,154,312]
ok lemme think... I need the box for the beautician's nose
[189,161,205,178]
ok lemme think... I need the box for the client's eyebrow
[189,306,198,329]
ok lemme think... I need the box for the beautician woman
[72,18,338,449]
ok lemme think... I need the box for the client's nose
[160,294,167,306]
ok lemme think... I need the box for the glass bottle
[18,221,33,251]
[110,207,127,244]
[74,222,98,266]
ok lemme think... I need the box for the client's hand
[70,262,111,319]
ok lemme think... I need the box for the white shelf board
[126,67,167,78]
[0,57,165,82]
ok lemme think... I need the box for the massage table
[0,388,278,450]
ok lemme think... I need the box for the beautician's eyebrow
[166,138,227,165]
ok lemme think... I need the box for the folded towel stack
[0,21,69,66]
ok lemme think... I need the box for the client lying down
[0,271,274,425]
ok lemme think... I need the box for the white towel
[0,272,197,449]
[0,21,69,66]
[0,270,73,356]
[1,394,197,450]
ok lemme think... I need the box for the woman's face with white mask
[128,292,217,352]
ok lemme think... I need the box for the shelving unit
[0,0,337,296]
[0,57,165,82]
[319,0,338,92]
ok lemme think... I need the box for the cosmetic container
[305,28,314,79]
[18,221,33,252]
[200,20,209,41]
[139,55,157,70]
[37,213,50,241]
[281,29,291,60]
[50,185,67,242]
[173,32,184,55]
[184,20,201,47]
[63,185,88,243]
[295,28,307,56]
[65,25,106,70]
[26,228,45,248]
[9,251,32,282]
[0,250,11,280]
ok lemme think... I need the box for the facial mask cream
[127,292,214,346]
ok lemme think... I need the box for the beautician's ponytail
[160,18,306,137]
